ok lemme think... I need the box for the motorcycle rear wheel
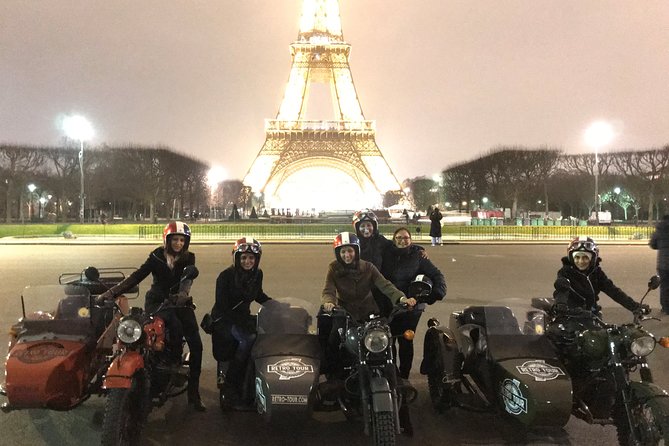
[101,379,148,446]
[371,410,396,446]
[614,385,669,446]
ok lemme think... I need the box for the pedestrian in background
[650,215,669,314]
[429,206,443,246]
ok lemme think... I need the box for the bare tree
[0,145,45,223]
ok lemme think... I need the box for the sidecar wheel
[371,410,396,446]
[614,385,669,446]
[101,386,146,446]
[427,370,454,413]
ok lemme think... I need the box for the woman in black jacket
[211,237,276,409]
[382,227,447,379]
[98,221,205,411]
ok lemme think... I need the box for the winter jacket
[359,233,393,270]
[429,210,443,238]
[108,247,195,311]
[650,219,669,271]
[322,259,406,322]
[381,245,447,304]
[553,256,640,312]
[212,266,271,326]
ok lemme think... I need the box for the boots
[188,382,206,412]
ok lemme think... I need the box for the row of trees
[3,143,669,223]
[0,143,249,223]
[405,145,669,222]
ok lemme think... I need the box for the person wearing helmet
[553,236,649,315]
[97,221,206,411]
[382,227,447,379]
[322,231,407,321]
[352,209,427,316]
[210,237,276,409]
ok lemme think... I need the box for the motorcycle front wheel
[371,410,396,446]
[614,383,669,446]
[101,376,149,446]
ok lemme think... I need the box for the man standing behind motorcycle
[382,227,447,379]
[553,236,649,315]
[97,221,206,411]
[211,237,276,409]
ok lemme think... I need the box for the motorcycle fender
[103,351,144,389]
[629,381,669,400]
[369,376,393,413]
[420,325,457,376]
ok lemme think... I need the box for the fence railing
[138,223,654,242]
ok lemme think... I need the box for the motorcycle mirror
[84,266,100,282]
[403,330,415,341]
[181,265,199,281]
[554,277,571,292]
[648,275,660,291]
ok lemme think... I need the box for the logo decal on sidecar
[501,378,527,415]
[14,342,69,364]
[516,359,565,382]
[267,358,314,380]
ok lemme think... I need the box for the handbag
[200,313,214,335]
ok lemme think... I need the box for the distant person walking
[650,215,669,314]
[429,206,443,246]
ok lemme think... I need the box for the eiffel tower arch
[243,0,403,211]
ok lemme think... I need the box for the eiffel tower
[243,0,403,211]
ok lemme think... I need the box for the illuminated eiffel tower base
[243,0,402,211]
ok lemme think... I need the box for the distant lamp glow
[614,187,621,194]
[62,115,94,224]
[482,197,489,204]
[584,120,615,222]
[206,166,227,191]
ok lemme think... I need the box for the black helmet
[233,237,262,269]
[408,274,433,298]
[352,210,378,237]
[333,232,360,264]
[567,236,599,266]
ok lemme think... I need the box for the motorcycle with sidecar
[421,275,669,445]
[0,266,137,412]
[100,265,199,446]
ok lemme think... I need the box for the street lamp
[584,121,614,224]
[62,115,94,224]
[27,183,36,220]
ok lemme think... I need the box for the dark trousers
[659,269,669,312]
[176,307,203,383]
[390,310,423,379]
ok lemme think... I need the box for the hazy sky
[2,1,669,182]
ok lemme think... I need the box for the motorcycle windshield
[20,284,92,321]
[480,306,523,336]
[256,297,319,335]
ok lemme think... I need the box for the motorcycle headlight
[117,318,143,344]
[363,328,389,353]
[630,335,656,357]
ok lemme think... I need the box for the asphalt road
[0,243,666,446]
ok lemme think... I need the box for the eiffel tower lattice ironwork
[243,0,402,209]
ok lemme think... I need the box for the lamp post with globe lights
[584,121,614,225]
[62,115,94,223]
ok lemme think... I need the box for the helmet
[352,210,378,237]
[408,274,433,298]
[567,236,598,266]
[333,232,360,264]
[163,221,191,251]
[233,237,262,269]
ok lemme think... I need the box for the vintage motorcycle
[100,265,198,446]
[421,304,573,429]
[318,303,417,446]
[0,266,136,412]
[527,275,669,445]
[231,297,322,423]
